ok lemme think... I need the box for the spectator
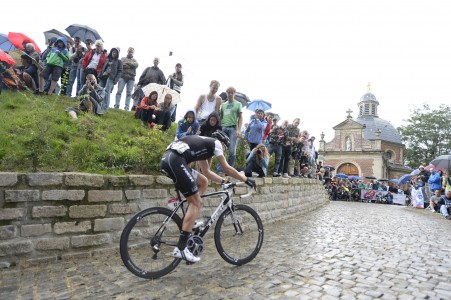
[267,119,288,177]
[66,37,86,97]
[428,189,441,213]
[115,47,138,111]
[66,74,105,119]
[15,54,38,91]
[135,91,159,126]
[81,39,107,84]
[245,108,267,150]
[167,63,184,122]
[442,170,451,192]
[194,80,222,124]
[277,120,292,178]
[24,43,40,63]
[100,47,123,111]
[37,37,70,95]
[428,167,442,193]
[418,165,430,184]
[176,109,199,140]
[135,57,166,101]
[218,86,243,172]
[199,111,222,137]
[280,118,300,178]
[77,39,94,95]
[155,94,174,131]
[262,114,273,143]
[437,190,451,220]
[245,144,270,178]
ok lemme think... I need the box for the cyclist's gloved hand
[245,178,256,191]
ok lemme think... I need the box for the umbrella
[0,49,17,66]
[365,175,377,179]
[430,154,451,171]
[323,165,335,171]
[265,111,281,122]
[246,99,272,112]
[389,179,399,183]
[8,50,42,71]
[398,174,412,185]
[219,91,250,107]
[65,24,102,43]
[410,169,420,176]
[335,173,348,179]
[43,29,74,45]
[0,33,18,52]
[141,83,181,105]
[378,178,389,182]
[7,32,41,53]
[348,175,362,180]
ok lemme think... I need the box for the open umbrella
[398,174,412,185]
[0,33,18,52]
[43,29,74,45]
[389,179,399,183]
[430,154,451,171]
[410,169,420,176]
[335,173,348,179]
[7,32,41,53]
[323,165,335,171]
[219,91,250,107]
[0,49,17,66]
[141,83,181,105]
[65,24,102,43]
[246,99,272,112]
[265,111,281,122]
[378,178,389,182]
[8,50,42,71]
[348,175,362,180]
[365,175,377,179]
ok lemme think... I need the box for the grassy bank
[0,90,250,175]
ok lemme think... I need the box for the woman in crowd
[135,91,159,126]
[244,144,270,178]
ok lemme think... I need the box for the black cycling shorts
[160,150,199,197]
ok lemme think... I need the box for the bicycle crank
[187,235,204,256]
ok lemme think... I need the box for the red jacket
[82,49,107,75]
[263,118,273,142]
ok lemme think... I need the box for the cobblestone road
[1,202,450,299]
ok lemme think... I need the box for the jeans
[245,158,265,177]
[66,64,78,97]
[440,205,450,217]
[278,144,292,174]
[102,78,115,110]
[217,126,238,172]
[115,78,135,109]
[267,143,282,174]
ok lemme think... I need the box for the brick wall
[0,172,329,267]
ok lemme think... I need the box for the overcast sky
[2,0,450,145]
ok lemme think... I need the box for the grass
[0,90,251,175]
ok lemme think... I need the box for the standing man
[194,80,222,124]
[66,37,86,97]
[134,57,166,104]
[218,86,243,173]
[115,47,139,110]
[81,40,107,84]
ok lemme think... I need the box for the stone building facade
[318,88,410,179]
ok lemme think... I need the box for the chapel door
[337,163,359,176]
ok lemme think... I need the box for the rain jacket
[199,111,222,137]
[45,37,70,68]
[245,115,267,144]
[428,171,442,191]
[82,49,107,75]
[100,47,123,82]
[176,109,199,140]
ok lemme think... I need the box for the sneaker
[282,173,291,178]
[124,105,129,111]
[445,215,451,220]
[273,173,281,177]
[131,106,136,111]
[173,247,200,263]
[113,104,119,109]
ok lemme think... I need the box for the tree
[397,103,451,169]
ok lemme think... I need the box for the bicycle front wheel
[214,204,264,265]
[120,207,182,279]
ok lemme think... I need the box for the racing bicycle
[120,181,264,279]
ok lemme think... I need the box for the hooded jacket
[100,47,123,82]
[199,111,222,137]
[82,48,108,75]
[45,37,70,68]
[176,109,199,140]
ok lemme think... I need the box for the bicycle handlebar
[221,181,253,199]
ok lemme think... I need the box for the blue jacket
[428,171,442,190]
[176,109,199,140]
[245,115,267,144]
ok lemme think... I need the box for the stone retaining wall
[0,172,329,267]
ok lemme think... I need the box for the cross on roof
[346,108,353,118]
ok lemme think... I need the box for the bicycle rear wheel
[120,207,182,279]
[214,204,264,265]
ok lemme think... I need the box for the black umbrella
[365,175,377,179]
[378,178,389,181]
[65,24,102,43]
[219,91,250,107]
[430,154,451,171]
[323,165,335,171]
[43,29,74,45]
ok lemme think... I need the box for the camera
[90,80,95,85]
[73,57,79,63]
[256,149,262,155]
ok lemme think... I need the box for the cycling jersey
[166,135,223,163]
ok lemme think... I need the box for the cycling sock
[177,230,190,250]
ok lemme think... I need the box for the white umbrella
[141,83,181,105]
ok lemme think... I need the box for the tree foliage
[397,103,451,169]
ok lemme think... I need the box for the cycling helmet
[212,130,230,149]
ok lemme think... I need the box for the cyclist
[160,130,256,263]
